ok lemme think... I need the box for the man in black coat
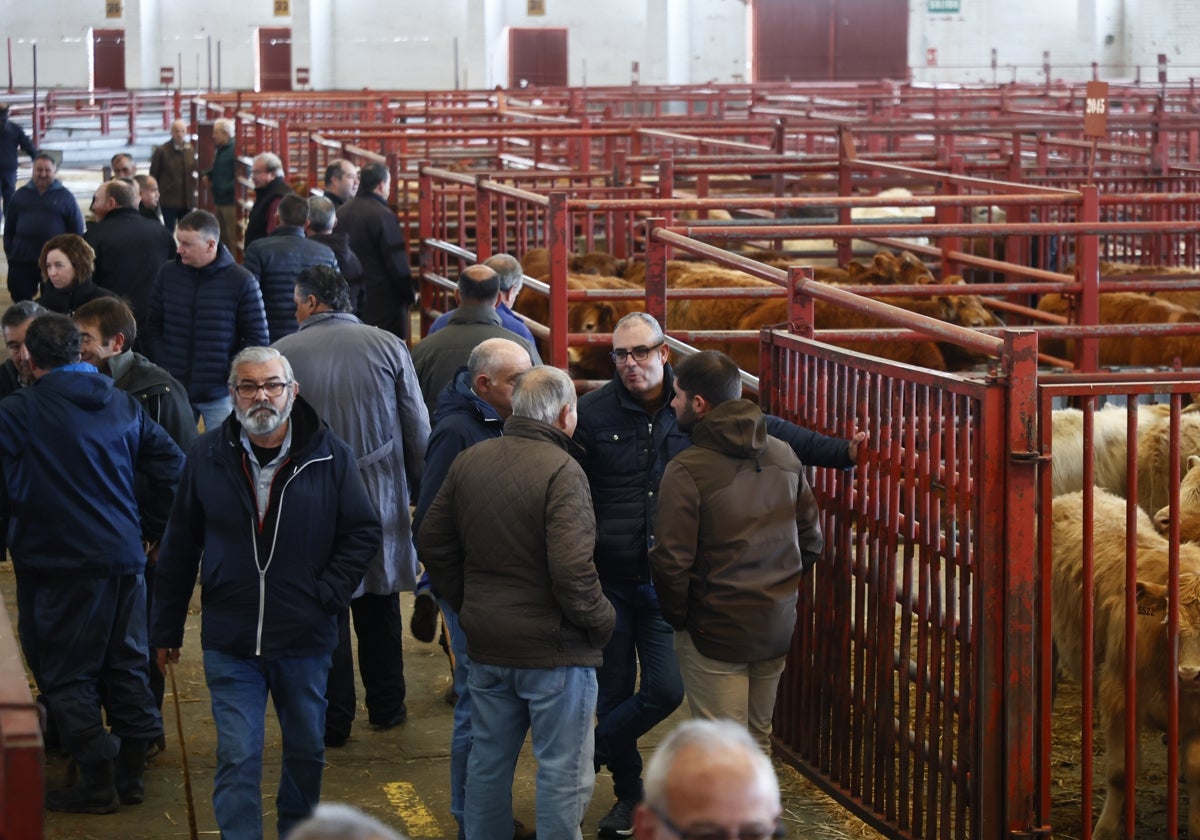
[306,196,363,309]
[85,179,176,329]
[0,102,36,230]
[336,162,413,341]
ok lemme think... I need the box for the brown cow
[1051,488,1200,840]
[1037,291,1200,367]
[519,248,629,281]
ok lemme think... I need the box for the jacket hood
[689,399,769,459]
[433,366,502,427]
[33,365,113,410]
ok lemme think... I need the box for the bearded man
[152,346,381,840]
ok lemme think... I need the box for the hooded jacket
[575,363,851,584]
[3,179,85,263]
[649,399,823,662]
[418,415,615,669]
[144,244,269,402]
[0,364,185,575]
[151,395,382,659]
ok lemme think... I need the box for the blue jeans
[439,598,471,840]
[203,649,330,840]
[191,395,232,433]
[465,663,597,840]
[594,581,685,801]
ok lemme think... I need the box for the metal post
[207,37,213,91]
[31,43,39,149]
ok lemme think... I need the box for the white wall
[909,0,1200,84]
[2,0,1200,91]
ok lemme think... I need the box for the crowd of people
[0,111,865,839]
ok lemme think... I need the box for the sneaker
[410,590,440,643]
[597,798,636,837]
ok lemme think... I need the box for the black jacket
[308,229,363,285]
[574,363,853,583]
[152,395,382,659]
[337,192,413,337]
[243,226,337,342]
[84,207,177,322]
[244,177,292,248]
[0,115,36,170]
[38,278,116,316]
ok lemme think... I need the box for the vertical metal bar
[547,192,570,369]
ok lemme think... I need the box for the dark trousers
[16,571,162,765]
[161,206,186,232]
[325,592,406,738]
[6,260,40,302]
[0,166,15,226]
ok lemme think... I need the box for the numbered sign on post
[1084,81,1109,138]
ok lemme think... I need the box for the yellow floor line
[383,780,443,838]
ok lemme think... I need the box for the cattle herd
[510,242,1200,838]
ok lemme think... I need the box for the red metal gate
[755,293,1043,840]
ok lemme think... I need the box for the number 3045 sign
[1084,81,1109,138]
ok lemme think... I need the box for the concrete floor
[0,166,886,840]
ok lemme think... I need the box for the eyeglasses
[652,808,785,840]
[610,341,664,364]
[234,380,290,399]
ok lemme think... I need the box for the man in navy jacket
[152,346,381,840]
[0,313,185,814]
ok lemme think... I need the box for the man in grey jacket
[419,365,614,840]
[274,266,430,744]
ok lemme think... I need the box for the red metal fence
[0,593,42,839]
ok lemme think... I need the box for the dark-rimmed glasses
[610,341,664,364]
[651,807,785,840]
[234,380,290,399]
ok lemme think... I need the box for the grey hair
[643,719,780,813]
[1,299,47,330]
[214,117,235,137]
[511,366,575,425]
[483,253,524,293]
[308,195,336,231]
[613,311,664,344]
[288,803,409,840]
[254,152,283,175]
[467,337,530,381]
[227,346,294,387]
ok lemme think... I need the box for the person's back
[244,197,337,342]
[86,179,176,324]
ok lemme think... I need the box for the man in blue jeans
[574,312,863,836]
[413,337,532,839]
[420,365,615,840]
[152,346,380,839]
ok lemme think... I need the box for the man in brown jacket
[419,365,615,840]
[649,350,823,750]
[148,119,196,231]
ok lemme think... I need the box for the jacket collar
[221,393,324,459]
[502,415,581,455]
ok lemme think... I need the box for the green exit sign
[929,0,960,11]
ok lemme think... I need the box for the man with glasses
[633,719,785,840]
[152,346,381,840]
[144,209,269,430]
[575,312,863,837]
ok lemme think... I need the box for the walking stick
[168,661,199,840]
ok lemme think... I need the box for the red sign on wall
[1083,80,1110,138]
[159,66,175,86]
[295,67,310,86]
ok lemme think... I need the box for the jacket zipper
[251,452,334,656]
